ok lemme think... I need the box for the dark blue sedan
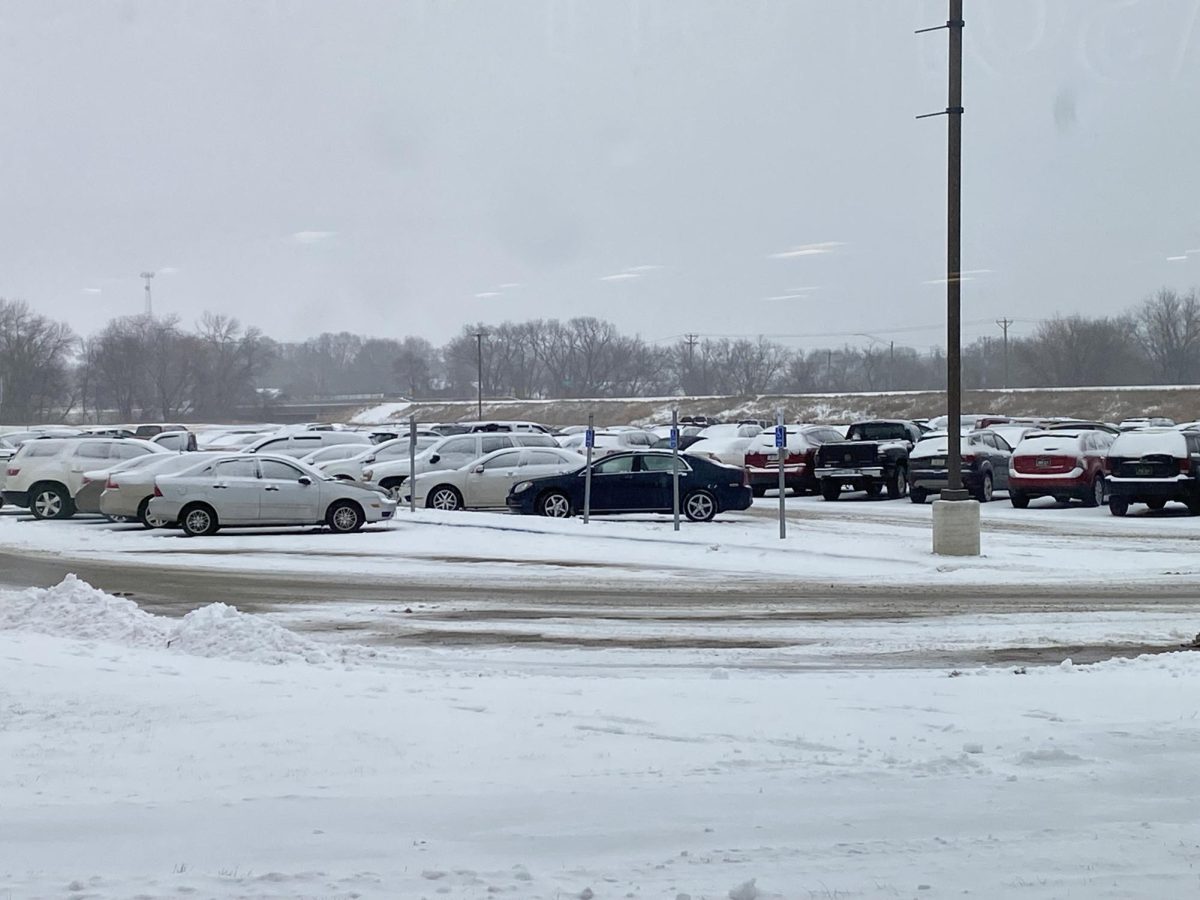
[506,450,752,521]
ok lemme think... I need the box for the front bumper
[815,466,884,480]
[1,490,30,508]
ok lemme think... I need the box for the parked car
[650,434,705,452]
[1007,430,1114,508]
[99,452,226,527]
[242,430,372,457]
[130,423,189,438]
[908,429,1013,503]
[558,430,657,457]
[318,435,441,481]
[743,425,846,497]
[2,437,165,519]
[150,430,198,452]
[813,420,921,500]
[409,447,587,510]
[1045,420,1120,435]
[1105,429,1200,516]
[1118,417,1175,431]
[299,444,375,467]
[430,420,553,435]
[0,438,14,508]
[684,436,754,468]
[147,454,396,536]
[362,432,558,499]
[506,450,752,521]
[76,452,187,517]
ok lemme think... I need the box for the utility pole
[474,331,486,419]
[996,317,1012,389]
[140,271,155,318]
[683,333,699,391]
[920,0,978,555]
[889,340,895,391]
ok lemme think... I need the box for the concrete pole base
[932,498,981,556]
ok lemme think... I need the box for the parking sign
[775,424,786,448]
[585,428,595,449]
[669,427,679,450]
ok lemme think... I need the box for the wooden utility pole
[996,317,1012,389]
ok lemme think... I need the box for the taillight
[1076,457,1086,470]
[1180,458,1192,473]
[961,454,976,464]
[80,476,91,486]
[6,467,18,477]
[153,485,163,497]
[106,477,119,489]
[1103,457,1113,474]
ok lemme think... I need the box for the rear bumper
[746,465,809,487]
[1,490,30,508]
[1108,478,1198,500]
[74,482,105,514]
[910,469,985,492]
[1008,474,1089,497]
[99,490,145,519]
[723,486,754,512]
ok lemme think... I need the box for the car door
[467,449,524,507]
[988,433,1013,489]
[637,453,686,510]
[259,459,322,523]
[207,457,261,523]
[588,454,637,511]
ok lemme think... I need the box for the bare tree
[0,299,76,422]
[1138,288,1200,383]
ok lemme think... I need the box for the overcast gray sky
[2,0,1199,348]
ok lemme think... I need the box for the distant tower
[140,271,155,317]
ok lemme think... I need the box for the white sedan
[409,447,586,511]
[148,454,396,536]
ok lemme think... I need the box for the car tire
[751,484,768,498]
[1084,476,1105,508]
[887,466,908,499]
[1109,497,1129,517]
[327,500,365,533]
[426,485,463,511]
[1009,490,1030,509]
[910,488,928,504]
[380,477,407,503]
[538,490,572,518]
[972,472,994,503]
[30,483,74,520]
[136,497,170,529]
[180,503,219,536]
[683,489,717,522]
[820,481,840,502]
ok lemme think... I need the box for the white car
[3,438,165,519]
[410,447,587,510]
[696,423,763,440]
[684,436,755,467]
[99,452,227,527]
[242,430,372,457]
[557,430,656,458]
[147,454,396,536]
[363,432,559,499]
[319,435,441,482]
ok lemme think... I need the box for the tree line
[2,288,1200,423]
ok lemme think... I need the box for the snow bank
[0,575,331,665]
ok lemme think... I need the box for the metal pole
[672,408,680,532]
[408,414,416,514]
[944,0,967,500]
[776,410,786,539]
[474,332,485,419]
[583,412,594,524]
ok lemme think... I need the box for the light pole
[474,331,486,419]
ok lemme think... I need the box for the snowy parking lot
[4,495,1200,898]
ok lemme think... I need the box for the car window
[525,450,565,465]
[260,460,305,480]
[439,437,476,455]
[640,454,690,473]
[1187,435,1200,455]
[20,442,65,458]
[215,459,258,478]
[75,442,111,460]
[258,438,288,451]
[482,451,521,470]
[113,442,152,459]
[514,434,556,447]
[481,436,511,454]
[593,455,634,475]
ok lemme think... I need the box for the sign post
[408,415,417,514]
[775,410,787,539]
[583,414,594,524]
[671,408,681,532]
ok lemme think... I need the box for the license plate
[1036,457,1052,468]
[930,457,945,467]
[766,453,779,463]
[831,469,858,477]
[1135,465,1155,477]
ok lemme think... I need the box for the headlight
[362,469,373,481]
[512,481,532,494]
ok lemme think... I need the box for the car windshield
[848,424,909,442]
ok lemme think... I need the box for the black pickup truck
[813,420,922,500]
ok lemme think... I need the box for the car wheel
[973,472,994,503]
[1009,489,1029,509]
[427,485,463,511]
[1109,497,1129,517]
[30,484,73,520]
[380,477,407,503]
[327,500,365,533]
[136,497,170,529]
[820,481,841,502]
[1146,498,1167,511]
[538,490,572,518]
[683,489,717,522]
[1084,476,1105,508]
[180,503,219,536]
[910,487,928,504]
[887,466,908,499]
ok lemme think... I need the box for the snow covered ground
[4,577,1200,899]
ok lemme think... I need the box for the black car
[907,429,1013,503]
[506,450,752,522]
[1105,428,1200,516]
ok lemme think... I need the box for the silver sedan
[147,454,396,536]
[409,447,586,510]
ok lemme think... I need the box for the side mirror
[472,464,485,474]
[364,455,376,464]
[298,476,312,486]
[429,454,440,464]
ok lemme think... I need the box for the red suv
[1008,430,1114,508]
[743,425,845,496]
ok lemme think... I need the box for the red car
[1008,430,1115,508]
[743,424,845,496]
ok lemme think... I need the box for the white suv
[362,432,558,499]
[2,437,164,519]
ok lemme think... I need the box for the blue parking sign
[669,427,679,449]
[585,428,595,449]
[775,425,786,448]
